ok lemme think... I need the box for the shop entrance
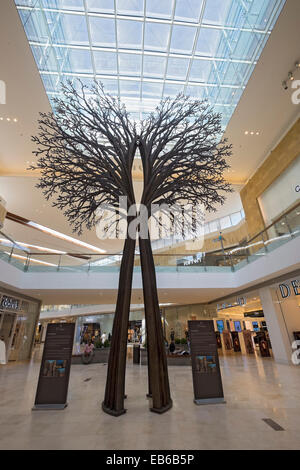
[0,311,16,361]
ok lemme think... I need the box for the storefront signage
[278,280,300,299]
[217,297,246,311]
[0,295,20,311]
[188,320,225,405]
[33,323,75,410]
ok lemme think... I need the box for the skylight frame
[15,0,286,129]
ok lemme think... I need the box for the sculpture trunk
[102,234,136,416]
[139,235,172,413]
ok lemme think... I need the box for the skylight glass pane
[185,84,206,100]
[89,17,116,47]
[202,0,238,27]
[170,25,197,54]
[142,82,163,98]
[40,73,60,93]
[100,78,119,94]
[144,22,170,52]
[196,28,223,58]
[174,0,204,22]
[117,20,143,49]
[242,0,278,31]
[63,48,93,73]
[143,55,167,78]
[40,0,84,10]
[94,51,117,74]
[216,62,252,86]
[18,9,48,43]
[51,13,89,46]
[118,53,142,76]
[119,80,141,97]
[166,57,190,80]
[117,0,144,16]
[31,46,58,73]
[146,0,174,19]
[163,83,184,97]
[227,30,262,61]
[87,0,114,13]
[189,59,213,83]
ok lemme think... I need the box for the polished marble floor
[0,352,300,450]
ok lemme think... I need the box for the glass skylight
[15,0,286,129]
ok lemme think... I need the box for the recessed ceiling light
[256,132,260,135]
[6,117,10,121]
[244,131,249,135]
[0,117,3,121]
[13,118,18,122]
[250,131,254,135]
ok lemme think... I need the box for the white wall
[258,155,300,225]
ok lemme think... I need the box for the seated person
[84,340,94,357]
[169,341,176,355]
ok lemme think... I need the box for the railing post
[8,243,15,262]
[24,253,30,272]
[229,252,235,272]
[284,215,294,238]
[261,232,268,253]
[57,254,62,272]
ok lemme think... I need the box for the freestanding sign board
[188,320,225,405]
[33,323,75,410]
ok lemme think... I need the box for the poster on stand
[215,331,222,349]
[231,332,241,352]
[258,335,271,357]
[188,320,225,405]
[222,330,232,350]
[243,330,254,354]
[33,323,75,410]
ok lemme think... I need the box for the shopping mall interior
[0,0,300,453]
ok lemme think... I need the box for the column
[259,287,293,365]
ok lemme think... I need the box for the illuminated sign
[278,280,300,299]
[217,297,246,311]
[0,295,20,310]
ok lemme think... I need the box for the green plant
[103,339,110,348]
[175,338,181,345]
[180,338,187,344]
[95,340,102,349]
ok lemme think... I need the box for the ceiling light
[6,117,10,121]
[13,118,18,122]
[0,117,3,121]
[250,131,254,135]
[256,132,260,135]
[244,131,249,135]
[288,72,294,81]
[27,220,106,253]
[282,81,288,90]
[295,62,300,68]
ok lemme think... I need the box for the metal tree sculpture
[31,80,232,417]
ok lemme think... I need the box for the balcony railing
[0,202,299,274]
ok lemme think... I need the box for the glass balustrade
[0,202,299,273]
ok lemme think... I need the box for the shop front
[259,275,300,365]
[0,289,40,363]
[211,291,273,358]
